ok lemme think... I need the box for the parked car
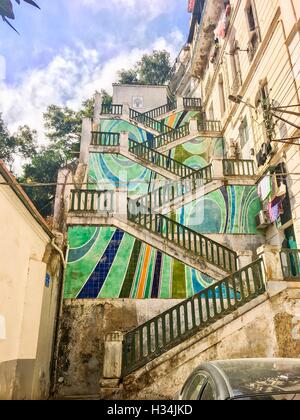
[178,359,300,400]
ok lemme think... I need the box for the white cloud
[78,0,175,21]
[0,33,182,148]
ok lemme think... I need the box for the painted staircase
[68,189,238,280]
[121,258,265,376]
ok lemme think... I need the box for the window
[208,103,215,120]
[183,374,208,400]
[230,41,242,94]
[246,2,256,32]
[218,74,226,116]
[245,0,260,62]
[239,117,249,149]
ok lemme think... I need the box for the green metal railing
[183,97,202,109]
[147,123,190,149]
[69,190,115,213]
[198,120,222,132]
[129,109,172,133]
[101,104,123,115]
[131,165,213,212]
[223,159,256,177]
[122,258,265,375]
[128,139,195,178]
[127,205,238,274]
[280,249,300,280]
[91,132,120,146]
[142,101,177,119]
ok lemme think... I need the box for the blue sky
[0,0,189,138]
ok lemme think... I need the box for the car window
[183,374,208,400]
[200,380,217,401]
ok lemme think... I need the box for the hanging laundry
[259,176,272,201]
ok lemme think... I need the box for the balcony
[280,249,300,280]
[101,104,123,116]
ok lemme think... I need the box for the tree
[118,50,173,85]
[118,69,139,85]
[0,0,40,33]
[0,114,37,167]
[20,146,65,217]
[19,95,96,217]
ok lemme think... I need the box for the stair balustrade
[122,258,265,375]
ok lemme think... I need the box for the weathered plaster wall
[0,174,62,400]
[54,285,300,400]
[54,299,183,398]
[120,285,300,400]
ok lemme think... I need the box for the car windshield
[213,359,300,397]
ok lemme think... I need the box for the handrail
[69,190,115,213]
[122,258,265,375]
[223,159,256,177]
[280,249,300,280]
[128,139,196,178]
[183,97,202,109]
[91,132,120,146]
[127,206,238,274]
[101,104,123,115]
[131,165,213,212]
[142,101,177,119]
[129,108,173,133]
[145,123,190,149]
[198,120,222,132]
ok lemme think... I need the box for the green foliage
[0,114,37,167]
[20,146,65,217]
[118,50,173,85]
[118,69,139,85]
[0,0,40,33]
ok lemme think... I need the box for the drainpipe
[51,237,67,269]
[49,240,69,398]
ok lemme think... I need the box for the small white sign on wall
[0,315,6,340]
[132,96,144,109]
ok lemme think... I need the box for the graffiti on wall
[170,185,261,234]
[169,137,224,169]
[161,110,200,129]
[89,119,165,196]
[64,226,216,299]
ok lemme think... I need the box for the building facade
[52,0,300,399]
[0,161,63,400]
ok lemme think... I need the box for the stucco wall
[54,299,182,398]
[0,175,61,400]
[113,84,169,113]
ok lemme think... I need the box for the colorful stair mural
[66,104,261,300]
[64,226,215,299]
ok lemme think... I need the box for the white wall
[113,84,169,112]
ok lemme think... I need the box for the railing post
[189,118,198,135]
[120,131,129,153]
[100,332,124,388]
[93,92,103,127]
[211,159,224,181]
[79,118,92,165]
[257,245,284,282]
[176,96,184,109]
[237,251,253,270]
[123,103,130,118]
